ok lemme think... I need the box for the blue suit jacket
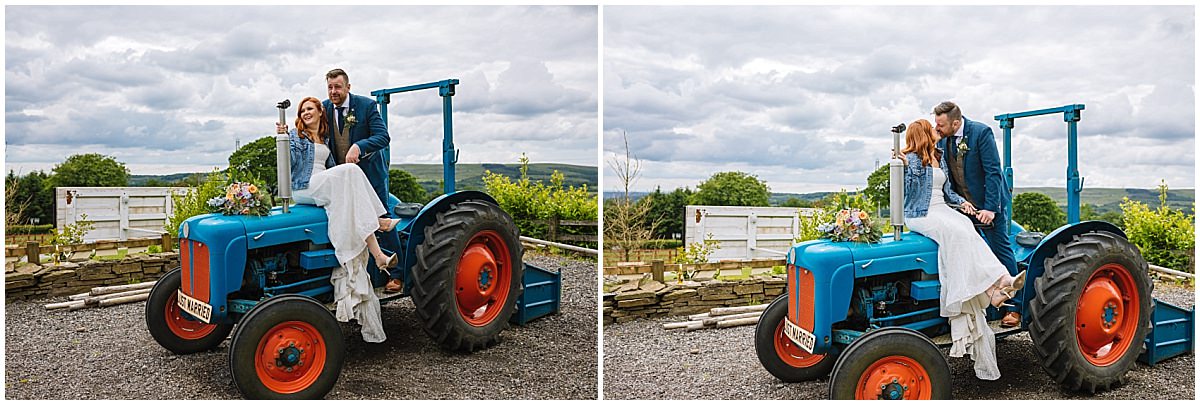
[937,117,1010,215]
[324,93,391,207]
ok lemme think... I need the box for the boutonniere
[345,109,357,128]
[957,135,970,157]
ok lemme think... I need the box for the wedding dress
[905,168,1008,380]
[294,143,387,343]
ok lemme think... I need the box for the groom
[933,101,1021,327]
[323,68,403,292]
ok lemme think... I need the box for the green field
[391,163,596,193]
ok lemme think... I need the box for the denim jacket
[902,149,966,218]
[289,129,337,191]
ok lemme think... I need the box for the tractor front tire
[754,294,838,382]
[1028,230,1152,393]
[411,200,524,352]
[145,268,233,354]
[828,327,951,400]
[228,295,345,400]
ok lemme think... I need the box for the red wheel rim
[855,355,933,400]
[1075,263,1140,366]
[454,230,512,326]
[254,321,327,394]
[165,291,218,340]
[773,319,826,368]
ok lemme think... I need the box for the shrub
[48,214,95,263]
[1121,181,1195,272]
[1013,192,1066,233]
[165,169,226,240]
[7,224,54,234]
[483,155,597,246]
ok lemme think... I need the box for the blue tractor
[143,79,561,399]
[754,105,1194,399]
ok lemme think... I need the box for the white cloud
[604,5,1194,193]
[5,5,598,175]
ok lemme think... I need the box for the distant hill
[607,187,1194,214]
[391,163,596,194]
[129,163,597,194]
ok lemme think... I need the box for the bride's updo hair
[295,96,328,143]
[901,119,939,166]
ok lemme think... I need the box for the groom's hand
[346,144,362,163]
[976,210,995,225]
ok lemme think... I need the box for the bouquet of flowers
[816,208,883,243]
[207,182,272,216]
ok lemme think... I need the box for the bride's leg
[365,233,387,264]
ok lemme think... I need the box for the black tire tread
[1027,230,1153,393]
[228,294,345,400]
[144,268,233,354]
[410,200,524,352]
[754,294,838,382]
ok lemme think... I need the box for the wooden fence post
[161,233,173,252]
[652,260,665,283]
[548,215,559,243]
[26,241,40,265]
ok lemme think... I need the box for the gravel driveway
[603,279,1194,400]
[5,253,597,400]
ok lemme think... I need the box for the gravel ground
[5,253,598,400]
[603,279,1194,400]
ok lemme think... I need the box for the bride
[280,96,400,343]
[896,118,1026,380]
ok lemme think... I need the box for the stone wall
[603,275,786,324]
[604,258,784,276]
[5,253,178,301]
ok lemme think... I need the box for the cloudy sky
[6,5,597,176]
[604,6,1195,194]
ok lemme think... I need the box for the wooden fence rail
[6,234,174,265]
[537,217,598,245]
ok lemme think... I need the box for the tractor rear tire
[145,268,234,354]
[228,295,345,400]
[754,294,838,382]
[411,200,524,352]
[828,327,951,400]
[1028,230,1152,393]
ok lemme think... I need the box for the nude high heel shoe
[990,270,1027,308]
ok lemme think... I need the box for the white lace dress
[905,168,1008,380]
[294,143,387,343]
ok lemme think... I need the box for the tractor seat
[1016,231,1045,248]
[393,202,423,218]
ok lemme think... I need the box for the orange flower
[247,184,258,193]
[858,211,868,220]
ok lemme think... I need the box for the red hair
[295,97,327,143]
[901,119,939,166]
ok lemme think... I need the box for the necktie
[337,107,346,132]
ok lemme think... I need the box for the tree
[6,170,55,227]
[604,131,659,261]
[228,136,278,194]
[1012,192,1065,233]
[49,153,129,188]
[690,171,770,207]
[780,197,815,208]
[863,164,889,215]
[642,186,693,239]
[388,169,427,204]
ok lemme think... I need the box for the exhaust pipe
[276,99,292,213]
[889,123,906,240]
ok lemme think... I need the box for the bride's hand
[276,123,288,134]
[959,201,977,215]
[892,149,907,164]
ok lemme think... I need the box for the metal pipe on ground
[519,236,598,256]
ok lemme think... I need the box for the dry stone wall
[603,275,786,324]
[5,253,178,301]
